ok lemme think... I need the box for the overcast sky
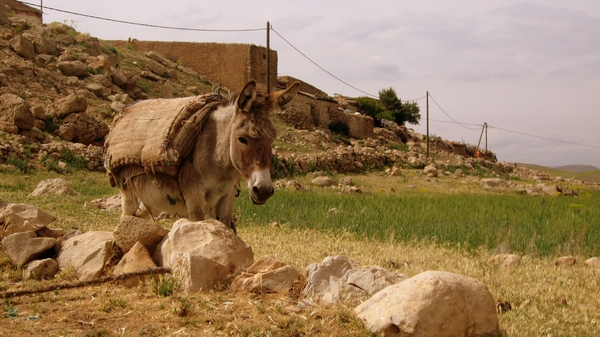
[40,1,600,168]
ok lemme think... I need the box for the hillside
[517,163,600,184]
[555,164,599,172]
[0,13,596,196]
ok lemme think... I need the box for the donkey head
[230,80,300,205]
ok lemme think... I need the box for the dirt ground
[1,277,367,336]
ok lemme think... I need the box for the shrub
[62,149,88,170]
[45,115,59,133]
[5,156,29,174]
[327,121,350,136]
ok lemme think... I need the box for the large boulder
[58,60,89,77]
[52,94,88,119]
[355,271,499,337]
[0,203,56,238]
[56,231,114,281]
[113,215,169,254]
[29,178,77,196]
[0,94,35,130]
[112,241,159,288]
[154,219,253,292]
[9,35,35,59]
[1,231,56,267]
[56,112,109,145]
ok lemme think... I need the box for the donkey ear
[271,81,300,108]
[237,80,257,112]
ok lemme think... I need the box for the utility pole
[485,122,488,152]
[426,91,429,158]
[476,122,488,155]
[266,21,271,94]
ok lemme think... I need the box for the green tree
[378,87,421,125]
[355,97,391,127]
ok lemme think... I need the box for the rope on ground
[0,267,172,299]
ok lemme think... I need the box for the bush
[5,156,29,174]
[327,121,350,136]
[62,149,88,170]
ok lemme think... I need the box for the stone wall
[283,94,374,139]
[0,0,42,24]
[107,40,277,93]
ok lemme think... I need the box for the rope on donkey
[0,267,172,299]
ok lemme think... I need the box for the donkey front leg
[184,193,208,222]
[120,190,139,219]
[215,190,236,234]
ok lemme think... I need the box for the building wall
[0,0,42,24]
[107,40,375,139]
[278,75,327,97]
[108,40,277,93]
[286,93,374,139]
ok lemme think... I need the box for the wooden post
[266,21,271,94]
[485,122,488,152]
[426,91,429,158]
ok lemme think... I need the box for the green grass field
[237,187,600,257]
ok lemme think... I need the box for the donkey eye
[238,137,248,145]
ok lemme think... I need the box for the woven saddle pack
[104,93,224,177]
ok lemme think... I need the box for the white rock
[0,203,56,238]
[355,271,499,337]
[113,215,169,254]
[302,256,406,305]
[230,255,299,293]
[2,231,56,267]
[31,173,76,188]
[23,258,59,280]
[585,257,600,268]
[112,241,159,288]
[481,178,508,189]
[153,219,253,292]
[311,176,336,187]
[57,231,114,281]
[489,253,521,268]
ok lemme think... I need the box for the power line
[28,2,599,151]
[25,2,264,32]
[488,125,600,149]
[34,2,379,98]
[430,118,482,127]
[270,26,378,98]
[428,94,481,130]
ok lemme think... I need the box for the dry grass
[2,224,599,335]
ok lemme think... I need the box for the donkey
[111,80,300,231]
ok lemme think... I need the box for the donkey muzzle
[248,169,274,205]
